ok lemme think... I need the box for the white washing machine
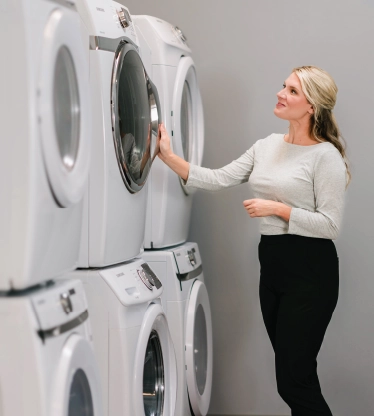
[68,257,177,416]
[75,0,161,268]
[0,0,90,290]
[133,16,205,249]
[0,279,103,416]
[143,242,213,416]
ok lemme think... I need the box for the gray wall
[121,1,374,415]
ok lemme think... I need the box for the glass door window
[143,330,165,416]
[180,81,192,162]
[194,304,208,395]
[68,368,94,416]
[53,45,80,172]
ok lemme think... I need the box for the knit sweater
[184,133,347,240]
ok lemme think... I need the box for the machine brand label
[116,272,125,277]
[96,7,105,12]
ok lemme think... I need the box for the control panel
[172,242,202,275]
[99,258,163,306]
[31,280,87,331]
[83,0,138,45]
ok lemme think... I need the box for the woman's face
[274,72,314,121]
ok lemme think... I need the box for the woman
[158,65,350,416]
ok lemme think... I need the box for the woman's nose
[277,90,286,99]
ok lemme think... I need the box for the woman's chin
[273,108,287,120]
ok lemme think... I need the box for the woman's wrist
[274,202,292,222]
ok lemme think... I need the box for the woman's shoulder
[252,133,283,148]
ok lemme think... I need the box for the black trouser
[258,234,339,416]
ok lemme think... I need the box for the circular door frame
[38,8,90,207]
[133,303,177,416]
[185,280,213,416]
[111,43,161,194]
[50,333,103,415]
[172,56,205,195]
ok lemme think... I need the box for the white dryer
[76,0,161,268]
[0,279,103,416]
[0,0,91,290]
[68,258,177,416]
[142,242,213,416]
[133,16,205,249]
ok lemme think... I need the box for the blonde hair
[292,65,351,188]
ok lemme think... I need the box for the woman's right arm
[157,123,255,191]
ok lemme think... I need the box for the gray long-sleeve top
[184,133,348,240]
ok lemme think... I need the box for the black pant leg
[258,235,339,416]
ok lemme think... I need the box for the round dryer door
[51,334,103,415]
[39,8,90,207]
[112,44,161,193]
[172,57,204,194]
[134,303,177,416]
[185,280,213,416]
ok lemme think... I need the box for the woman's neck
[287,122,316,145]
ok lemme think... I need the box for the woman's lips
[276,102,285,107]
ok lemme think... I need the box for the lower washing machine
[0,279,103,416]
[68,257,177,416]
[142,242,213,416]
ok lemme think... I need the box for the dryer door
[172,56,204,194]
[39,8,90,208]
[112,44,161,193]
[185,280,213,416]
[51,333,103,416]
[134,303,177,416]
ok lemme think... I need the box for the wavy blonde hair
[292,65,351,188]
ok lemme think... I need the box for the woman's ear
[308,105,314,115]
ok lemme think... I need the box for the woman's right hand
[158,123,173,161]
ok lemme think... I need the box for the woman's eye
[291,89,297,94]
[282,84,286,88]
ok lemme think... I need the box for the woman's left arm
[286,150,347,239]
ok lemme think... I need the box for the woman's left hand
[243,198,277,218]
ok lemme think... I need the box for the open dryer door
[111,43,161,194]
[39,8,90,207]
[185,280,213,416]
[172,56,204,195]
[134,303,177,416]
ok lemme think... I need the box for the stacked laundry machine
[64,1,178,416]
[0,1,211,416]
[134,15,213,416]
[0,1,103,415]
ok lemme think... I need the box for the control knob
[116,8,130,29]
[173,26,187,43]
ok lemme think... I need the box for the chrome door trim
[89,35,139,52]
[111,43,161,193]
[37,309,89,342]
